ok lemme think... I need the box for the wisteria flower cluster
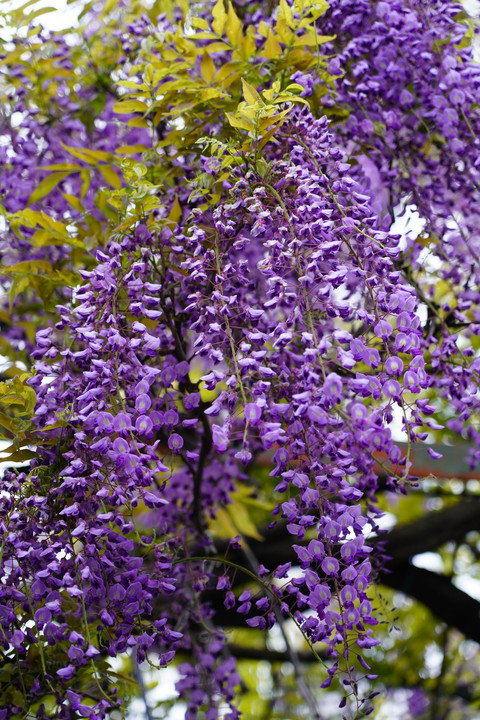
[0,0,479,718]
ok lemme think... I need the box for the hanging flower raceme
[0,238,189,714]
[0,212,250,716]
[319,0,480,466]
[175,107,435,686]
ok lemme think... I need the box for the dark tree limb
[216,499,480,572]
[383,498,480,564]
[383,563,480,644]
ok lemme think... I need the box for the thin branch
[240,538,326,720]
[132,655,154,720]
[228,644,325,664]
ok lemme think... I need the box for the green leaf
[1,449,37,462]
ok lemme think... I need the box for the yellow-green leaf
[28,172,69,205]
[8,0,39,15]
[257,20,270,37]
[115,144,148,155]
[226,493,264,541]
[200,51,216,83]
[1,260,52,275]
[24,6,56,21]
[211,0,227,36]
[215,61,241,84]
[128,118,150,129]
[242,27,257,59]
[168,195,182,224]
[210,507,238,539]
[279,0,294,27]
[113,215,140,232]
[203,41,231,54]
[112,99,149,114]
[116,80,149,91]
[80,169,91,198]
[226,112,254,131]
[273,93,308,105]
[62,193,84,213]
[241,78,261,105]
[185,31,218,41]
[59,144,112,165]
[40,163,82,172]
[285,83,305,93]
[264,29,282,59]
[0,410,14,435]
[191,17,209,30]
[99,166,122,189]
[9,276,30,308]
[225,1,242,44]
[258,121,284,151]
[294,32,335,46]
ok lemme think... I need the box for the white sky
[3,0,81,31]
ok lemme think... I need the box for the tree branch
[227,644,325,664]
[383,563,480,643]
[384,499,480,564]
